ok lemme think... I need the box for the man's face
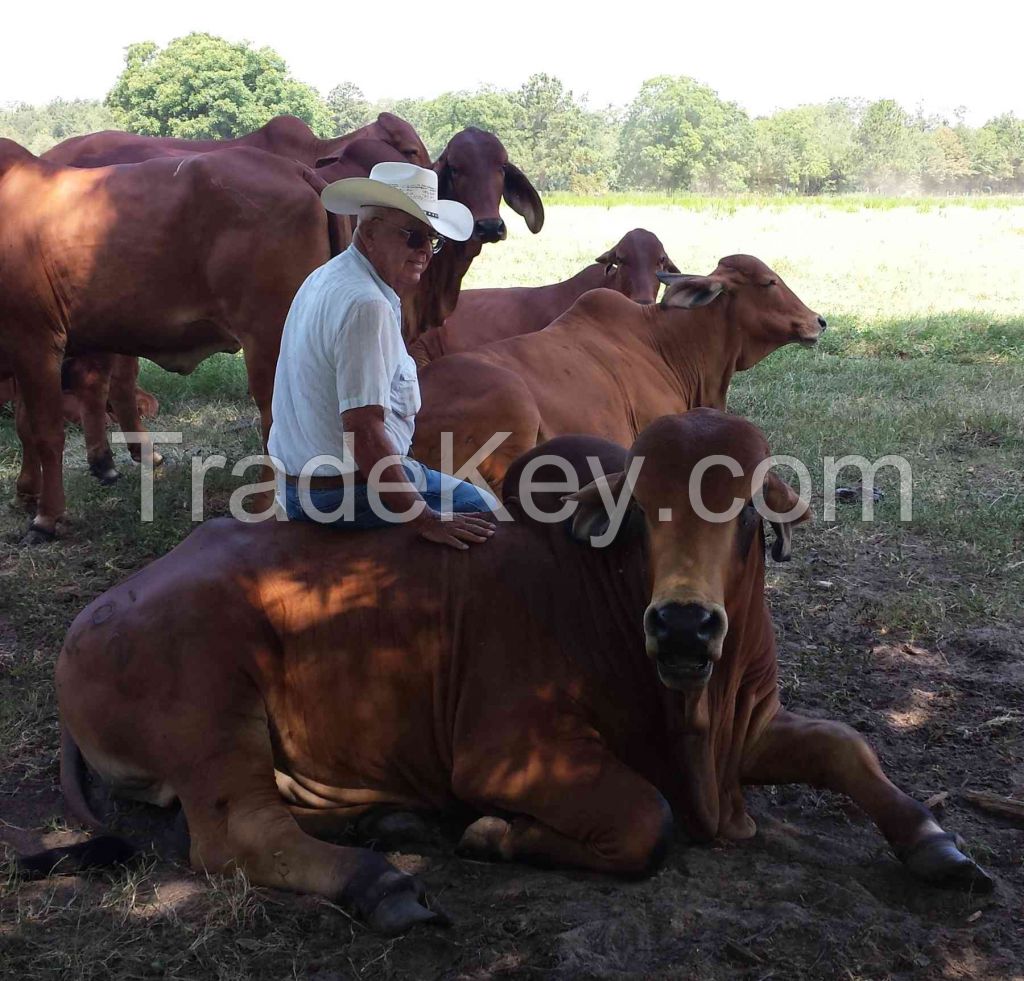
[360,209,435,291]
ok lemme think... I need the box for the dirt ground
[2,516,1021,981]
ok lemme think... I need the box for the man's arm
[343,405,494,549]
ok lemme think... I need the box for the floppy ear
[595,249,617,266]
[661,255,681,274]
[503,163,544,233]
[758,474,813,562]
[433,153,455,201]
[657,274,725,310]
[562,472,632,544]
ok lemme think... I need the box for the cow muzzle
[474,218,507,243]
[797,315,828,347]
[644,601,727,691]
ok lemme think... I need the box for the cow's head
[658,255,827,369]
[375,112,431,167]
[565,409,810,692]
[595,229,679,305]
[434,128,544,244]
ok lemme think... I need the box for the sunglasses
[371,216,444,255]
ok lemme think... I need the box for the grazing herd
[2,113,992,934]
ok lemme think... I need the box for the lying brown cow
[412,254,827,488]
[409,228,678,365]
[43,112,430,169]
[42,410,990,934]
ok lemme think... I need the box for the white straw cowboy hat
[321,162,474,242]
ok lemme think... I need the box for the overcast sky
[4,0,1022,125]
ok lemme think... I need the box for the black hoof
[22,522,57,546]
[901,832,994,893]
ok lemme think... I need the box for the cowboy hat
[321,162,474,242]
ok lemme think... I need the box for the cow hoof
[22,523,57,546]
[365,875,450,936]
[901,832,994,893]
[456,816,511,861]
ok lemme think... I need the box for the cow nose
[817,316,828,331]
[645,602,725,650]
[474,218,506,243]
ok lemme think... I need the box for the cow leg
[13,352,66,540]
[72,354,120,485]
[175,716,444,934]
[13,390,42,508]
[240,344,277,512]
[108,355,162,468]
[453,738,673,875]
[741,709,992,891]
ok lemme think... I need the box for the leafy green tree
[920,126,972,191]
[616,76,753,192]
[106,33,329,139]
[972,113,1024,190]
[0,99,115,155]
[325,82,371,136]
[854,99,922,191]
[750,102,858,193]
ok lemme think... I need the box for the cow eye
[761,279,777,288]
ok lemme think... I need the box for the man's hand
[414,508,495,550]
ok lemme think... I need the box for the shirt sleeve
[332,299,402,415]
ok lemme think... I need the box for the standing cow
[412,255,827,488]
[409,228,677,364]
[38,410,990,934]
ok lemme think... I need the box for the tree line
[3,32,1022,195]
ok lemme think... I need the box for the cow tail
[16,727,138,878]
[60,724,103,831]
[301,165,344,258]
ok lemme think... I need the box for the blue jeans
[284,459,499,529]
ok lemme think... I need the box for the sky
[4,0,1023,125]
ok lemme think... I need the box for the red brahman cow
[409,228,678,364]
[43,112,430,169]
[412,255,827,488]
[34,409,990,934]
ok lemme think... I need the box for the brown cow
[43,112,430,169]
[40,410,990,934]
[0,139,333,541]
[411,255,827,489]
[410,228,678,364]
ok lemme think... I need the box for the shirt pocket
[391,363,421,420]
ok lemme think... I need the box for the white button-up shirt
[269,244,421,477]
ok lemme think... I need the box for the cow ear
[503,163,544,233]
[562,472,635,545]
[434,154,455,200]
[657,274,724,310]
[662,256,681,274]
[757,474,812,562]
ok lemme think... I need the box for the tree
[106,33,329,139]
[616,76,753,192]
[854,99,922,192]
[920,126,972,191]
[0,98,116,155]
[325,82,370,136]
[750,102,858,194]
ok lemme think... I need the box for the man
[269,162,498,549]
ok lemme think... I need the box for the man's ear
[657,274,725,310]
[562,472,635,544]
[757,473,812,562]
[503,163,544,233]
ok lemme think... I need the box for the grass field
[1,201,1022,979]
